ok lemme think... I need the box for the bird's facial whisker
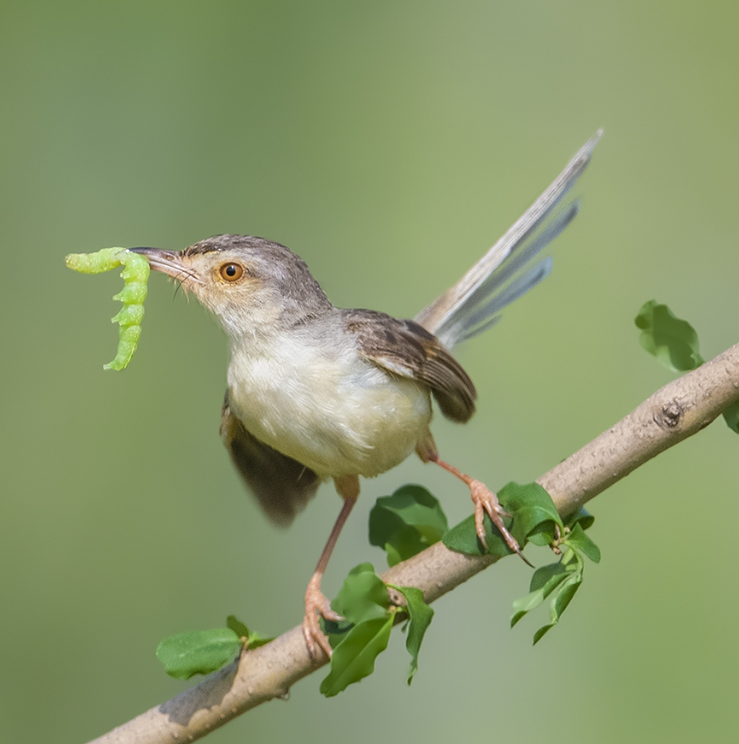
[172,277,190,302]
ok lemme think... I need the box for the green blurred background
[2,1,738,742]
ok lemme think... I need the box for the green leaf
[332,563,391,624]
[320,615,394,697]
[321,617,354,641]
[553,575,582,619]
[526,525,560,547]
[383,541,407,568]
[156,629,242,680]
[635,300,704,372]
[442,513,489,556]
[391,585,434,684]
[245,631,275,650]
[511,562,573,628]
[369,486,448,566]
[511,588,546,627]
[442,513,491,556]
[226,615,274,649]
[226,615,250,639]
[563,507,595,531]
[513,552,588,642]
[531,575,583,645]
[723,399,739,434]
[500,482,563,538]
[566,524,601,563]
[530,561,573,594]
[532,623,555,644]
[443,481,561,557]
[560,545,581,568]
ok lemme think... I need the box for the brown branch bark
[88,340,739,744]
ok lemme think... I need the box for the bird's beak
[128,247,202,286]
[129,247,183,278]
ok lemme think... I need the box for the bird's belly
[227,351,432,479]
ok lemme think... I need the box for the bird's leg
[418,441,528,563]
[303,475,359,659]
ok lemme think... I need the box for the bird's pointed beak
[129,247,182,278]
[128,247,202,286]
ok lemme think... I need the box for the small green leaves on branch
[320,563,394,697]
[635,300,739,432]
[511,508,600,644]
[65,247,150,370]
[319,563,434,696]
[369,485,448,566]
[440,482,600,643]
[366,483,596,663]
[156,616,274,680]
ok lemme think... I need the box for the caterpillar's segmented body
[65,247,150,370]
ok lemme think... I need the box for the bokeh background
[2,2,738,742]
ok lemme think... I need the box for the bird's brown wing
[343,309,477,423]
[220,394,320,526]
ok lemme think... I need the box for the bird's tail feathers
[416,131,601,349]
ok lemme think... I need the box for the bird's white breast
[226,330,432,479]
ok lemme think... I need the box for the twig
[88,340,739,744]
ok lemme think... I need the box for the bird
[131,131,600,658]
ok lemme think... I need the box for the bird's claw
[303,574,341,659]
[470,480,532,566]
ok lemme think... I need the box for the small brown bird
[132,132,600,657]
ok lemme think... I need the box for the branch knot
[654,399,683,430]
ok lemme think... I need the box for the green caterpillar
[65,247,150,371]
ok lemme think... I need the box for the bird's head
[131,234,332,337]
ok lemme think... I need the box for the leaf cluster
[438,481,600,643]
[319,563,434,695]
[510,508,599,643]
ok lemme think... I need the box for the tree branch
[88,340,739,744]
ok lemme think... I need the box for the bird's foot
[303,573,342,659]
[469,479,532,566]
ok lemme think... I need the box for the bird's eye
[219,263,245,282]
